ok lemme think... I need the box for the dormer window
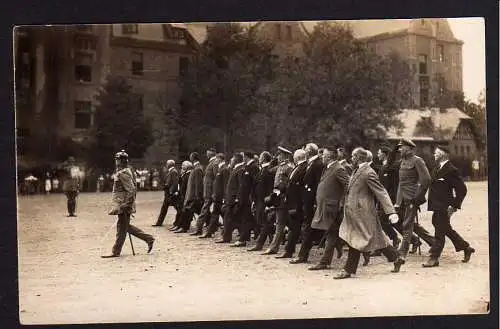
[122,24,138,34]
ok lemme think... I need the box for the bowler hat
[397,138,416,148]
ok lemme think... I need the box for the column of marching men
[101,140,476,279]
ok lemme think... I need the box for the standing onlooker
[44,172,52,195]
[52,174,60,193]
[60,157,81,217]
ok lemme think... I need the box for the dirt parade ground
[17,181,490,324]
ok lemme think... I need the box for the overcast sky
[447,18,485,102]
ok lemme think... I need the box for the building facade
[15,24,198,167]
[350,18,463,107]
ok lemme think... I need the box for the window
[454,145,458,154]
[275,24,281,39]
[418,54,427,74]
[179,56,189,77]
[74,37,97,51]
[74,101,92,129]
[419,76,429,106]
[437,45,444,63]
[466,145,471,155]
[74,53,92,82]
[286,25,292,40]
[131,52,143,76]
[122,24,138,34]
[460,145,464,155]
[171,28,184,40]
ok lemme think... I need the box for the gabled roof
[384,108,472,141]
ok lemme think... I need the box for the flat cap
[436,144,451,153]
[397,138,416,148]
[277,146,292,155]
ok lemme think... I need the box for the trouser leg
[344,246,361,274]
[112,213,129,256]
[267,208,288,252]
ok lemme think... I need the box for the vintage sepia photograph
[15,18,489,324]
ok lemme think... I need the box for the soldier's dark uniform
[234,156,259,245]
[262,147,294,254]
[193,156,219,235]
[170,167,191,231]
[217,161,245,243]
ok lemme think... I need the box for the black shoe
[275,252,293,259]
[289,258,307,264]
[308,263,328,271]
[174,228,187,233]
[371,250,382,257]
[422,257,439,267]
[462,247,475,263]
[261,249,277,255]
[391,257,405,273]
[231,241,246,247]
[147,239,155,253]
[152,223,162,227]
[215,239,231,244]
[199,234,212,239]
[333,270,351,279]
[247,246,263,252]
[101,254,119,258]
[190,231,202,236]
[168,226,178,231]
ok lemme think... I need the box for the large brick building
[15,24,199,167]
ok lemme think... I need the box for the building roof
[383,108,472,141]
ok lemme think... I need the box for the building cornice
[110,36,198,54]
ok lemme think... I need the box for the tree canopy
[89,75,154,171]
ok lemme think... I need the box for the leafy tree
[265,22,411,149]
[89,75,154,171]
[181,23,275,153]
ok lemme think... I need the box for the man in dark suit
[191,148,218,235]
[169,161,192,231]
[262,146,294,255]
[307,148,349,270]
[422,145,475,267]
[216,153,246,243]
[290,143,325,263]
[275,149,308,258]
[201,153,229,238]
[232,151,259,247]
[248,152,276,251]
[175,153,204,233]
[60,156,81,217]
[153,159,179,227]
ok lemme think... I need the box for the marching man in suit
[216,153,246,244]
[422,145,475,267]
[307,148,349,270]
[153,159,179,227]
[248,151,277,251]
[231,151,259,247]
[334,147,405,279]
[276,148,308,259]
[290,143,325,264]
[175,152,204,233]
[102,150,154,258]
[169,161,193,231]
[192,148,218,235]
[201,153,230,239]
